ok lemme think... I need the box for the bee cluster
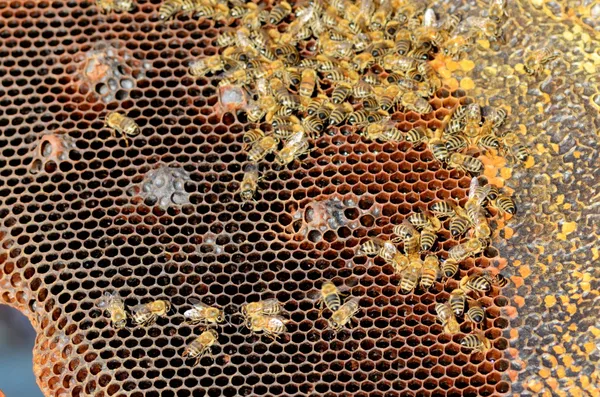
[159,0,513,202]
[357,175,515,354]
[423,101,530,176]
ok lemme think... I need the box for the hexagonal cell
[28,134,77,174]
[130,166,191,208]
[76,42,148,103]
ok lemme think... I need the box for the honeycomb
[0,1,519,396]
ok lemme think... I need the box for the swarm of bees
[357,173,513,355]
[172,0,514,202]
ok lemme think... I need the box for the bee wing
[131,303,152,315]
[401,219,418,234]
[187,297,208,309]
[261,298,281,307]
[285,131,306,146]
[363,236,386,252]
[307,289,321,301]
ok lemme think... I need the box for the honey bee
[378,239,401,263]
[270,78,301,109]
[382,54,418,72]
[350,52,376,72]
[362,96,380,111]
[130,299,171,327]
[240,298,283,322]
[331,83,352,104]
[191,4,229,20]
[305,95,328,116]
[184,298,225,326]
[487,0,507,22]
[420,254,439,289]
[358,237,385,256]
[248,135,279,162]
[372,120,403,142]
[368,0,391,31]
[328,297,360,332]
[275,131,311,166]
[465,299,485,326]
[400,255,422,293]
[442,34,474,59]
[348,109,371,125]
[400,92,433,114]
[448,237,486,262]
[431,199,470,237]
[444,116,466,136]
[237,162,260,201]
[459,274,492,294]
[352,81,374,99]
[461,330,492,354]
[158,0,182,20]
[274,44,300,65]
[478,133,501,150]
[182,329,219,365]
[429,138,449,163]
[97,291,128,329]
[249,314,290,340]
[316,281,348,313]
[393,221,420,255]
[377,85,401,112]
[507,142,530,163]
[243,129,265,149]
[492,273,509,288]
[523,47,559,75]
[218,68,253,87]
[485,106,507,129]
[391,252,410,274]
[465,203,491,239]
[457,16,502,41]
[244,100,267,123]
[251,30,277,61]
[299,68,317,100]
[272,115,299,129]
[97,0,134,13]
[241,5,265,30]
[409,212,441,251]
[229,3,252,18]
[394,37,412,55]
[104,111,140,146]
[435,302,460,334]
[447,153,483,175]
[449,288,467,316]
[216,31,238,48]
[301,115,326,138]
[441,258,459,278]
[406,126,429,146]
[329,102,354,125]
[189,54,224,77]
[430,200,456,218]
